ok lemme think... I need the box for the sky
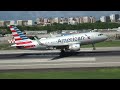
[0,11,120,21]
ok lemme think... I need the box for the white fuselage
[30,32,108,50]
[40,32,107,46]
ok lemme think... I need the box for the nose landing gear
[92,43,96,50]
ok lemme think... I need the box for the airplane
[9,25,108,53]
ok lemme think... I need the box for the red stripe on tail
[10,26,13,28]
[11,30,16,32]
[16,41,32,45]
[15,38,22,41]
[12,34,19,36]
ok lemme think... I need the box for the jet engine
[68,44,80,51]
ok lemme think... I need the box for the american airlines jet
[9,25,108,53]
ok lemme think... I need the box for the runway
[0,47,120,71]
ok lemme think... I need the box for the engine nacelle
[68,44,80,51]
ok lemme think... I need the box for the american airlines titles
[58,36,85,43]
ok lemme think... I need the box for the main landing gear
[92,43,96,50]
[60,49,65,53]
[59,49,66,56]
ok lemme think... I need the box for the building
[3,20,15,26]
[79,17,84,23]
[35,16,96,25]
[36,18,44,25]
[47,18,53,24]
[83,16,91,23]
[59,17,64,24]
[100,16,110,22]
[4,21,10,26]
[68,17,77,25]
[0,21,4,27]
[64,18,68,24]
[62,30,78,34]
[106,16,111,22]
[17,20,33,26]
[43,18,52,26]
[27,20,32,26]
[22,20,28,26]
[25,30,47,35]
[59,17,68,24]
[36,18,40,24]
[43,18,48,26]
[89,16,96,23]
[36,17,53,26]
[17,20,23,26]
[110,14,119,22]
[0,20,15,27]
[75,17,80,23]
[100,16,106,22]
[44,18,48,23]
[10,20,15,25]
[53,17,60,23]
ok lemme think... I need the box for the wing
[51,41,81,49]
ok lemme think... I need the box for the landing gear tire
[61,49,65,53]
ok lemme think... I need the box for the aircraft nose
[103,35,108,40]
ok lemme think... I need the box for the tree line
[0,22,120,34]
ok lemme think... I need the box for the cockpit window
[98,33,103,36]
[29,36,39,40]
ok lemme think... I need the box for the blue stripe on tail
[14,27,28,40]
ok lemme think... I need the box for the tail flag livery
[9,25,36,49]
[10,25,29,41]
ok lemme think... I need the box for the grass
[1,68,120,79]
[0,43,16,50]
[0,41,120,50]
[81,41,120,48]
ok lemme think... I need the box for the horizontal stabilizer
[11,44,35,47]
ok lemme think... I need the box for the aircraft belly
[47,41,81,47]
[81,40,92,45]
[36,45,47,48]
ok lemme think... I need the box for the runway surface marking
[1,61,120,66]
[0,57,96,63]
[1,47,120,54]
[1,62,120,70]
